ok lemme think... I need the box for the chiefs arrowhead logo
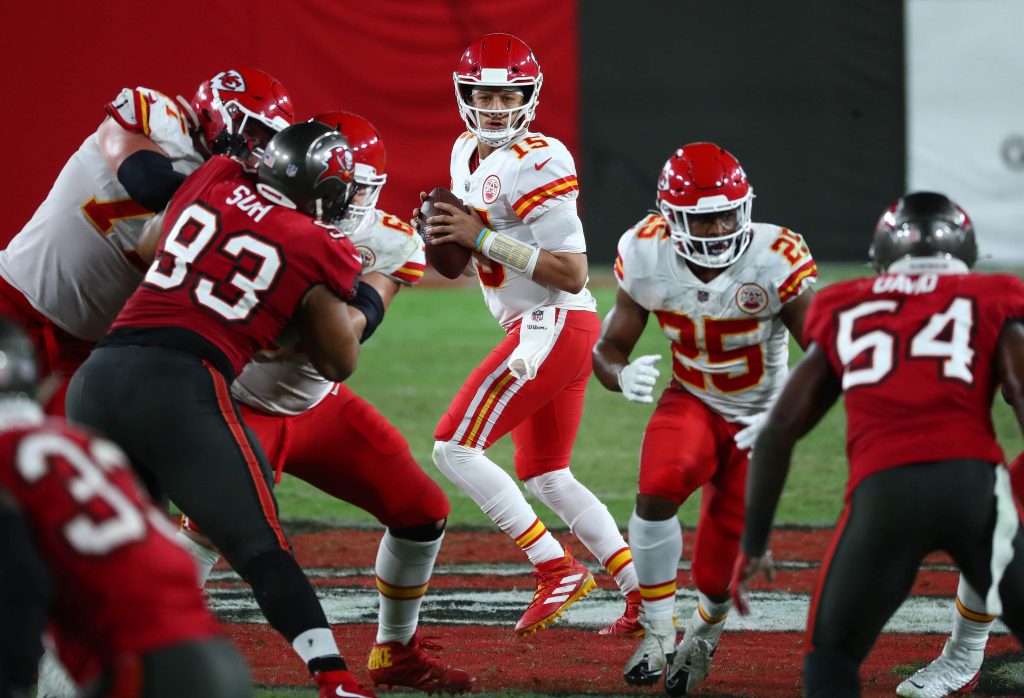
[211,69,246,93]
[315,146,354,186]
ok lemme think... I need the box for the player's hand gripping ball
[416,187,472,279]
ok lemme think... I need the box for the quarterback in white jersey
[0,68,293,415]
[594,143,817,692]
[448,129,596,326]
[179,111,473,695]
[420,33,641,638]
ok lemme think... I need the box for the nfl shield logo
[532,309,544,322]
[697,289,710,303]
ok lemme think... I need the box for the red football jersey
[0,410,220,661]
[805,272,1024,495]
[113,156,363,375]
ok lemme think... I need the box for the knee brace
[433,440,522,508]
[389,520,446,543]
[525,469,604,531]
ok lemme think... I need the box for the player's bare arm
[779,286,816,349]
[995,320,1024,433]
[96,116,169,170]
[593,287,650,391]
[429,201,588,293]
[345,271,399,340]
[135,210,166,264]
[97,116,184,213]
[742,345,842,557]
[298,284,360,382]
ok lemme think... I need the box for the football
[418,186,472,279]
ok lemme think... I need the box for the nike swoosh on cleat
[534,157,552,171]
[334,689,367,698]
[909,680,924,689]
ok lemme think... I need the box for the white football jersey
[449,131,596,327]
[615,214,817,420]
[231,209,426,416]
[0,87,203,341]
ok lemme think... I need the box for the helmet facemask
[661,192,754,269]
[454,78,541,147]
[336,163,387,233]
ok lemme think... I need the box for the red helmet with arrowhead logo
[183,67,294,160]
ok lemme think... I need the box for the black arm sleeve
[347,282,386,344]
[0,505,52,697]
[115,150,187,212]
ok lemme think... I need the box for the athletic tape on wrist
[479,231,541,275]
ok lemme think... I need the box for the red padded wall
[0,1,577,245]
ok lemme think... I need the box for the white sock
[175,529,221,587]
[433,440,562,565]
[291,628,341,664]
[525,470,639,594]
[36,644,76,698]
[949,575,996,654]
[695,591,731,626]
[628,510,682,621]
[375,530,443,644]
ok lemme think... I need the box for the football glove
[732,412,768,451]
[618,354,662,403]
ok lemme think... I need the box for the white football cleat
[623,617,676,685]
[664,607,726,696]
[896,639,983,697]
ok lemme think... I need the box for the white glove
[732,412,768,451]
[617,355,662,403]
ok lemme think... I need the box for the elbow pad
[116,150,186,212]
[348,282,385,343]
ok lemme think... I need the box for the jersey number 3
[837,297,975,389]
[144,203,282,321]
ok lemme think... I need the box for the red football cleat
[599,589,645,636]
[515,548,596,634]
[314,668,377,698]
[368,634,475,694]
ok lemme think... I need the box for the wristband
[475,227,493,251]
[479,230,542,278]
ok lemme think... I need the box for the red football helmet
[453,33,542,147]
[314,111,387,233]
[181,68,294,160]
[657,142,754,268]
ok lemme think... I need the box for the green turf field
[274,263,1024,530]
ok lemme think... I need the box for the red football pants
[638,383,747,597]
[434,309,599,480]
[0,275,91,416]
[241,385,449,530]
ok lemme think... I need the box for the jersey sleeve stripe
[778,260,818,303]
[133,90,152,137]
[614,254,624,281]
[512,176,580,218]
[391,262,426,284]
[104,99,142,134]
